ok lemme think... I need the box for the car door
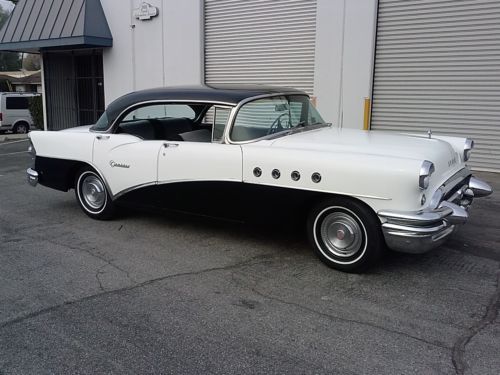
[157,106,242,185]
[157,141,242,184]
[93,133,164,197]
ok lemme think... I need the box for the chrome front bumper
[378,173,492,254]
[27,168,38,187]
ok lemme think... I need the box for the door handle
[163,143,179,148]
[96,135,110,140]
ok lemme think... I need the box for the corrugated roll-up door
[204,0,317,95]
[371,0,500,172]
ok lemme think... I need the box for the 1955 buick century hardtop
[27,85,492,272]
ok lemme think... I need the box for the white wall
[101,0,203,105]
[314,0,378,129]
[101,0,377,130]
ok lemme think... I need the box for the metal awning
[0,0,112,53]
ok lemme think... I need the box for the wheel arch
[35,157,112,196]
[13,118,31,125]
[300,191,380,223]
[69,161,112,196]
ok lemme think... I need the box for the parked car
[26,85,492,272]
[0,92,39,134]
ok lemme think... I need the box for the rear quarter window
[6,97,30,110]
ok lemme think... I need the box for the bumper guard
[27,168,38,187]
[378,174,492,254]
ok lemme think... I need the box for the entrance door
[43,51,105,130]
[75,53,105,126]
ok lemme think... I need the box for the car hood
[269,126,463,181]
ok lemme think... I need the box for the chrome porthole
[319,211,363,258]
[81,175,106,210]
[253,167,262,177]
[272,169,281,179]
[312,172,321,183]
[291,171,300,181]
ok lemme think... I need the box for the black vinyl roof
[103,85,308,128]
[0,0,112,53]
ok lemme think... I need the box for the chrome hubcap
[320,212,363,257]
[81,175,105,210]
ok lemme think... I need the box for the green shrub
[28,95,44,130]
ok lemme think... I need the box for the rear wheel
[75,168,115,220]
[307,197,383,272]
[13,122,29,134]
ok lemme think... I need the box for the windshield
[230,95,325,142]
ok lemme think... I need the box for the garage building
[0,0,498,171]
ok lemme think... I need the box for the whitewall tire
[307,197,383,272]
[75,168,115,220]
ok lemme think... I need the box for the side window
[289,102,304,126]
[123,104,195,121]
[203,106,214,124]
[230,95,325,142]
[231,96,289,142]
[6,97,29,110]
[117,103,196,141]
[212,107,231,142]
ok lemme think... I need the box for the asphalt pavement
[0,139,499,374]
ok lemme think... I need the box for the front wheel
[75,168,115,220]
[307,197,383,273]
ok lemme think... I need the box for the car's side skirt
[115,180,324,223]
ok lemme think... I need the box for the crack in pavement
[0,254,275,330]
[246,284,450,350]
[451,264,500,375]
[26,234,139,287]
[1,218,138,289]
[95,264,108,292]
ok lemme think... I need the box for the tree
[28,95,44,129]
[22,53,40,71]
[0,2,21,71]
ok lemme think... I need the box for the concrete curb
[0,133,29,143]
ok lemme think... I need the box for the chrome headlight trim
[464,138,474,162]
[419,160,435,190]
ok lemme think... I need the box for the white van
[0,92,40,134]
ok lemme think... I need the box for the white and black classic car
[27,85,492,272]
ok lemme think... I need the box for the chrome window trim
[92,99,237,134]
[212,105,233,143]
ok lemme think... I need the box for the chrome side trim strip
[113,181,158,200]
[111,179,391,202]
[112,178,242,200]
